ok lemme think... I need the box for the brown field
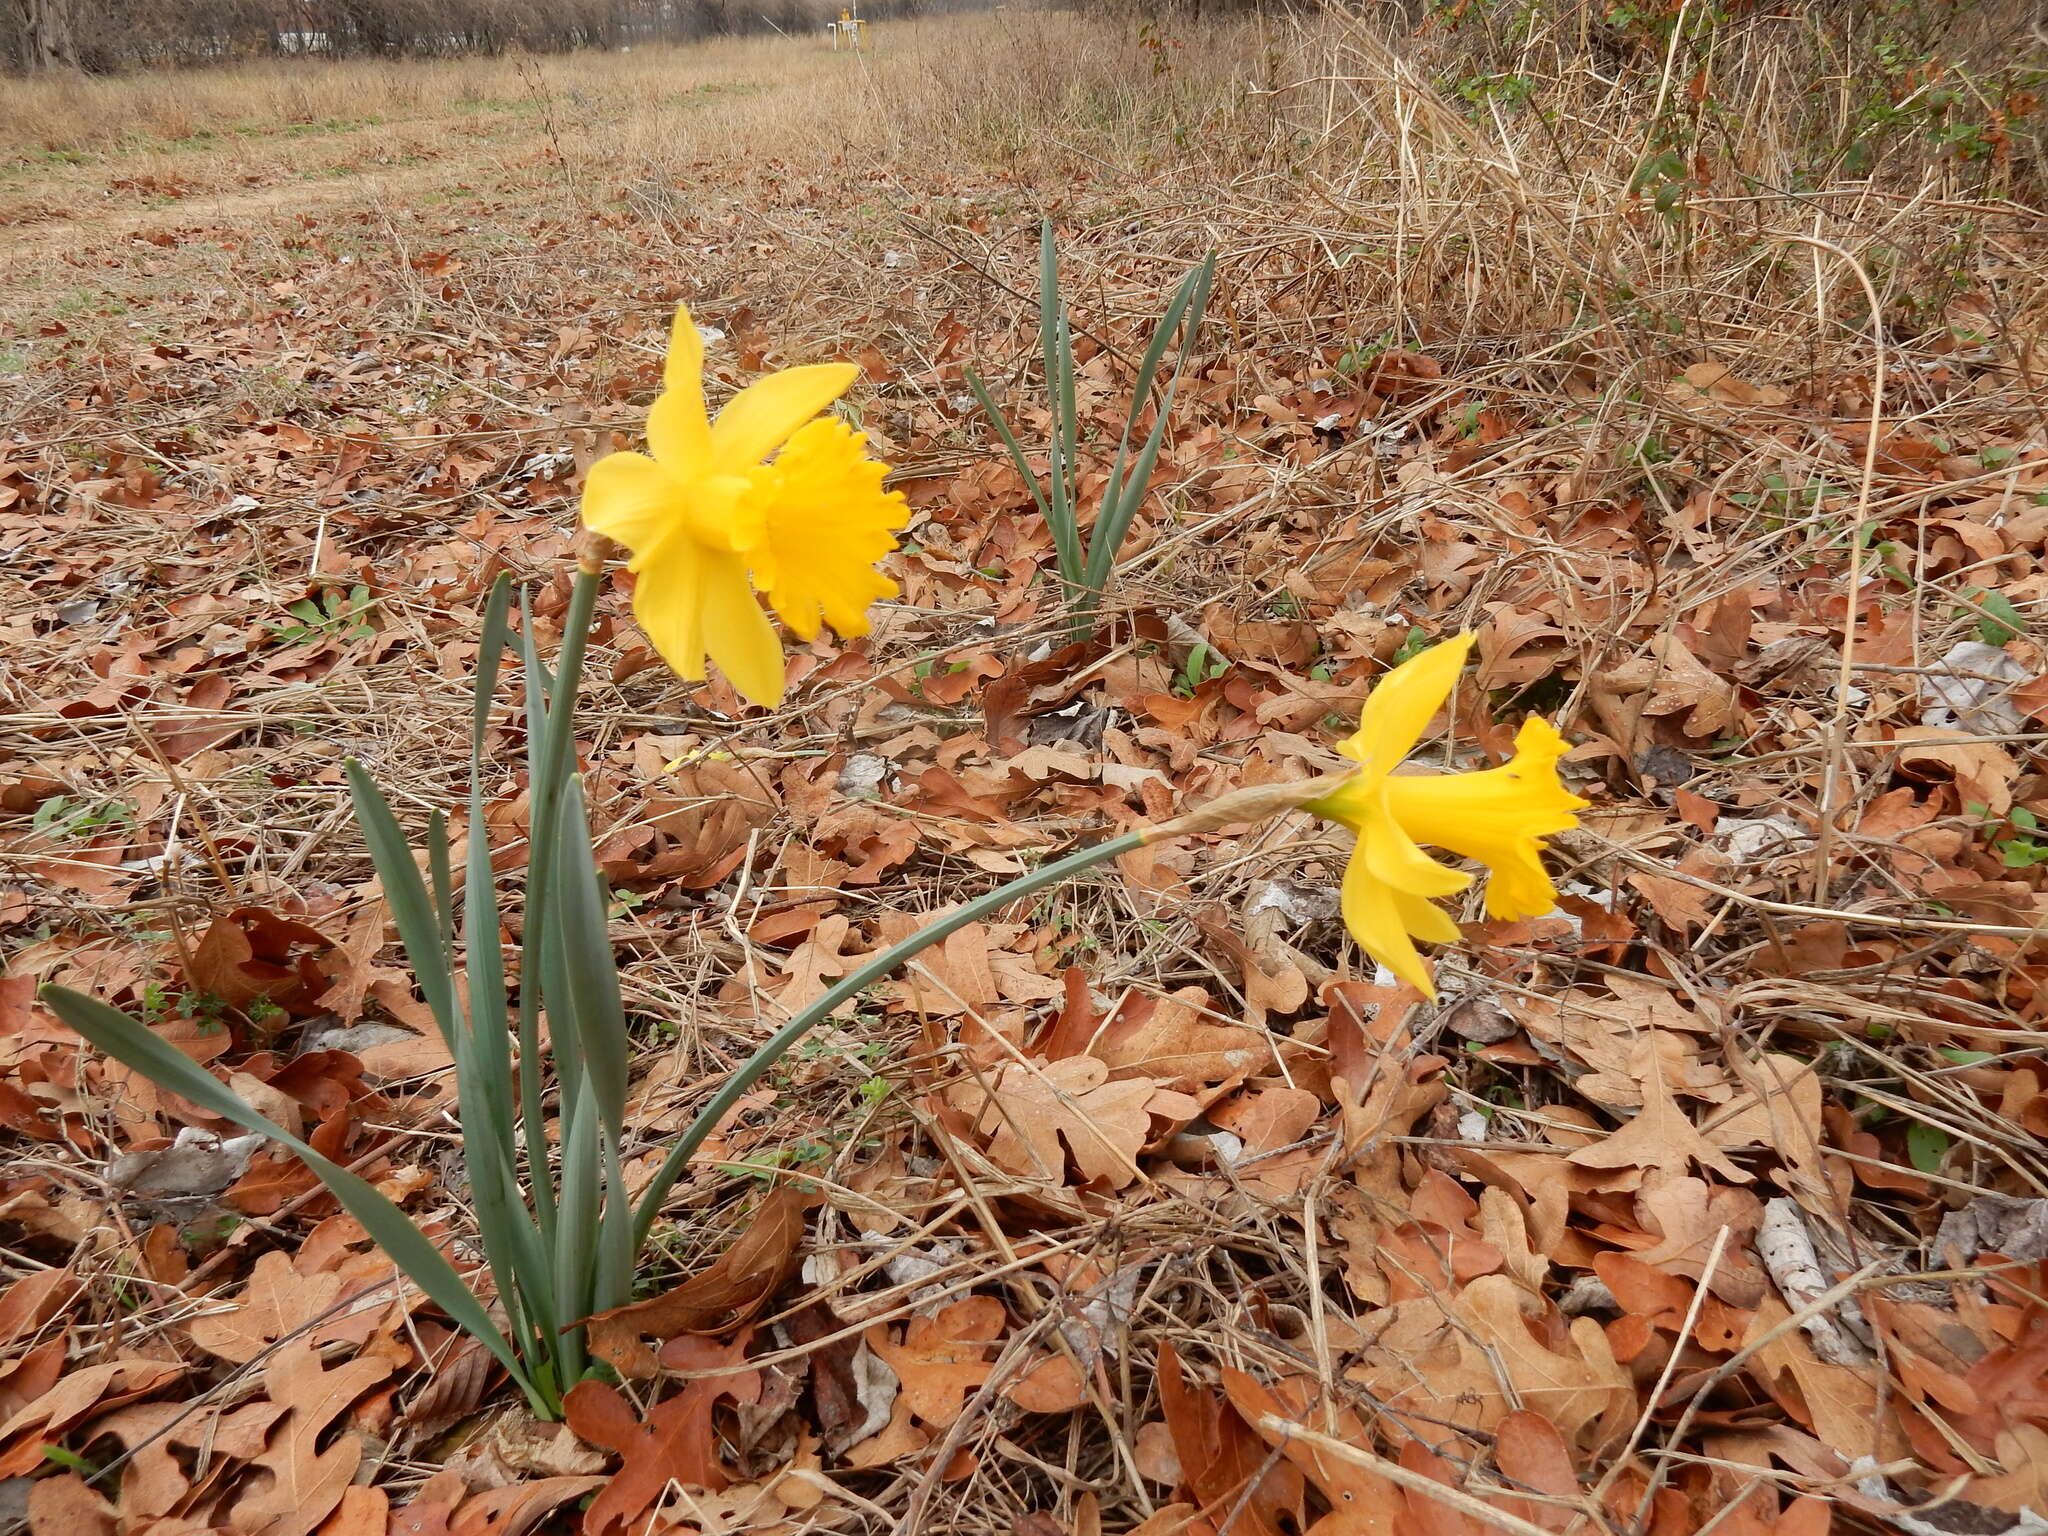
[5,6,2048,1534]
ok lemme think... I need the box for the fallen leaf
[0,1357,185,1477]
[188,1248,396,1364]
[0,1269,79,1346]
[867,1297,1005,1428]
[1349,1275,1634,1449]
[1566,1053,1751,1184]
[587,1186,814,1368]
[1227,1371,1397,1536]
[1159,1343,1304,1536]
[25,1472,116,1536]
[1491,1410,1578,1532]
[565,1332,760,1529]
[229,1340,393,1536]
[1091,986,1277,1092]
[188,906,335,1016]
[963,1056,1194,1189]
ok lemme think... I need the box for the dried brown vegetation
[3,5,2048,1535]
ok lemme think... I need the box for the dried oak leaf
[1745,1294,1897,1463]
[1492,1410,1579,1533]
[1091,986,1278,1094]
[1879,727,2019,815]
[1474,606,1570,690]
[565,1332,760,1531]
[772,914,863,1019]
[1566,1057,1751,1185]
[966,1056,1197,1189]
[1676,360,1791,409]
[1349,1275,1634,1449]
[1704,1052,1834,1210]
[1157,1343,1303,1536]
[1007,1351,1088,1415]
[0,1357,185,1477]
[0,1339,66,1428]
[442,1476,606,1536]
[1571,1027,1729,1111]
[1596,1203,1761,1343]
[187,1248,396,1364]
[866,1297,1005,1428]
[586,1185,814,1376]
[1225,1370,1396,1536]
[0,1269,79,1347]
[229,1340,393,1536]
[188,906,335,1017]
[1608,634,1743,739]
[94,1398,287,1526]
[25,1472,115,1536]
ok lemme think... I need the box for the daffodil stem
[629,828,1148,1248]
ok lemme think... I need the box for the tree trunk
[14,0,77,68]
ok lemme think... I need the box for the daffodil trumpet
[580,302,909,707]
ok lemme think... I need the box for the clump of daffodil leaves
[43,300,1584,1426]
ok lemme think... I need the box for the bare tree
[11,0,77,68]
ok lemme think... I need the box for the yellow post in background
[828,4,867,50]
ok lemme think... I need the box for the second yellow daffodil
[580,303,909,706]
[1306,634,1586,998]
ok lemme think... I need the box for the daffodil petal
[1361,796,1472,899]
[631,529,711,682]
[582,451,684,565]
[1339,633,1476,776]
[1302,776,1371,833]
[710,363,860,472]
[665,301,705,391]
[648,388,712,476]
[696,547,786,707]
[1340,843,1437,999]
[646,305,714,475]
[1391,888,1464,945]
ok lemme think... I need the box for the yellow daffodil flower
[580,303,908,706]
[1305,634,1586,998]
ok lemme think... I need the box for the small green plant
[1450,71,1538,110]
[1172,642,1229,698]
[1729,473,1839,530]
[30,795,134,842]
[1937,1048,1997,1067]
[1390,626,1433,666]
[266,584,377,645]
[967,221,1214,640]
[1977,805,2048,869]
[1906,1121,1951,1175]
[1957,587,2024,644]
[139,981,229,1026]
[725,1139,836,1182]
[1630,149,1692,219]
[1335,337,1388,378]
